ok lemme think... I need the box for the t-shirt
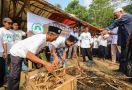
[92,37,99,48]
[10,34,46,58]
[2,28,14,54]
[98,35,108,47]
[13,30,26,43]
[0,27,7,57]
[51,36,66,48]
[79,32,92,48]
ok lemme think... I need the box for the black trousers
[92,48,98,56]
[99,45,107,59]
[81,48,93,61]
[0,57,5,87]
[119,47,128,74]
[8,55,23,90]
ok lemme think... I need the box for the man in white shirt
[70,27,79,58]
[98,34,109,60]
[51,35,78,66]
[7,26,62,90]
[79,26,93,64]
[111,27,120,63]
[0,17,12,87]
[92,35,99,57]
[2,26,14,73]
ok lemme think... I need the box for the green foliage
[123,5,132,14]
[65,0,89,21]
[88,0,114,28]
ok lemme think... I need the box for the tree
[88,0,114,28]
[123,5,132,14]
[65,0,89,21]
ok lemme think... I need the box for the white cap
[113,8,123,13]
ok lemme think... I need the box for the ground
[0,57,132,90]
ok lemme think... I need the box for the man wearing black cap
[7,26,62,90]
[51,35,78,66]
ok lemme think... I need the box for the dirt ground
[66,57,132,90]
[0,57,132,90]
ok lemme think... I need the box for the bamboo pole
[25,0,33,70]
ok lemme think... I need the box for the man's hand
[101,30,109,35]
[52,57,59,67]
[44,62,54,72]
[2,52,7,59]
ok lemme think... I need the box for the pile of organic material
[23,68,67,90]
[66,67,132,90]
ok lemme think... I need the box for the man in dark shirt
[102,8,132,74]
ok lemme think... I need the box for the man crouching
[7,26,62,90]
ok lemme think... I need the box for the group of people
[0,17,79,90]
[0,17,26,88]
[0,7,132,90]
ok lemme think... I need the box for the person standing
[2,18,14,74]
[0,18,12,87]
[102,8,132,74]
[98,34,109,60]
[79,26,93,64]
[92,35,99,57]
[111,27,120,63]
[7,26,62,90]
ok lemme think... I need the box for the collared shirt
[10,34,46,58]
[79,32,92,48]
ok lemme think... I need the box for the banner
[27,12,71,36]
[27,12,54,34]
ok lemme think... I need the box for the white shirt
[70,31,79,46]
[0,27,6,57]
[13,30,26,43]
[2,28,14,54]
[79,32,92,48]
[51,36,66,48]
[111,27,118,44]
[92,37,99,48]
[98,35,108,47]
[10,34,46,58]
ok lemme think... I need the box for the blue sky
[47,0,131,10]
[47,0,92,10]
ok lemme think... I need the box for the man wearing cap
[51,35,78,67]
[0,17,12,87]
[1,18,15,74]
[102,8,132,74]
[7,26,62,90]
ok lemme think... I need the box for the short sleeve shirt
[2,28,14,54]
[51,36,66,48]
[10,34,46,58]
[14,30,26,43]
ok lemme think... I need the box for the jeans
[8,55,23,90]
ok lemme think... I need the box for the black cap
[67,35,78,43]
[48,26,62,34]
